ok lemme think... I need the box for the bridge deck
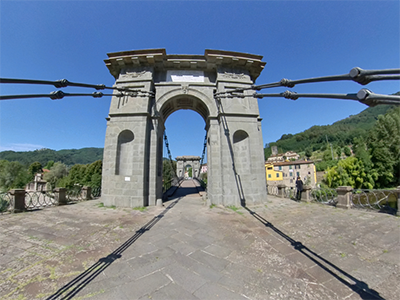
[0,188,399,299]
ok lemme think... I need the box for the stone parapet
[54,188,67,205]
[336,186,353,209]
[277,184,286,198]
[9,189,26,213]
[81,186,92,200]
[301,185,312,202]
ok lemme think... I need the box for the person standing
[295,176,304,201]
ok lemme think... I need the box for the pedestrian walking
[295,176,303,201]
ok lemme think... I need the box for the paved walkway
[1,180,399,300]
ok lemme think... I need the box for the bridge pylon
[101,49,267,207]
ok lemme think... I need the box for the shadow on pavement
[46,197,181,300]
[243,206,385,300]
[166,184,201,201]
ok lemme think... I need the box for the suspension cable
[0,77,155,100]
[214,67,400,97]
[197,133,207,179]
[0,77,154,94]
[254,89,400,107]
[0,91,126,101]
[163,130,178,179]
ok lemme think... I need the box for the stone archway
[101,49,267,208]
[176,156,201,179]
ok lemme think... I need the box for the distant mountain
[0,147,103,166]
[264,104,396,158]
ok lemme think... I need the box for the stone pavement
[1,180,399,300]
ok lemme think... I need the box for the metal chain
[197,133,207,178]
[163,130,178,178]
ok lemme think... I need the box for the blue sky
[0,0,399,161]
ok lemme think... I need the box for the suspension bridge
[1,49,399,208]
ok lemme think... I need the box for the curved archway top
[156,88,213,122]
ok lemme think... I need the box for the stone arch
[176,156,201,179]
[115,130,134,175]
[156,88,214,123]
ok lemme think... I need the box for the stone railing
[351,188,399,215]
[267,184,326,202]
[267,184,400,216]
[0,186,101,214]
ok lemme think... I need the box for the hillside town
[265,146,317,189]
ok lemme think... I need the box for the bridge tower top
[104,48,266,82]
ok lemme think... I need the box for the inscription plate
[167,70,204,82]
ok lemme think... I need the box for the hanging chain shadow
[46,198,181,300]
[214,96,246,206]
[243,206,385,300]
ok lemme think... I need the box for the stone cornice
[104,49,266,81]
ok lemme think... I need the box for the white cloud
[0,143,46,152]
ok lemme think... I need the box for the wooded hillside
[0,147,103,167]
[264,104,395,158]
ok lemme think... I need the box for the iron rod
[254,89,400,106]
[0,91,121,101]
[215,67,400,96]
[0,77,150,94]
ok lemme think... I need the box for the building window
[267,167,272,170]
[268,174,271,178]
[279,166,282,170]
[276,173,280,178]
[297,172,300,177]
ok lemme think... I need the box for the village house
[266,151,300,163]
[265,160,317,188]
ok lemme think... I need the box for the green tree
[44,162,68,189]
[163,159,176,189]
[62,164,87,188]
[305,148,312,159]
[323,149,333,161]
[0,160,30,191]
[83,160,102,187]
[28,161,43,179]
[44,160,54,170]
[336,147,342,160]
[344,146,351,157]
[367,107,400,187]
[324,157,376,189]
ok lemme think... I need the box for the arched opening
[161,102,208,197]
[115,130,134,175]
[185,164,193,179]
[233,130,250,175]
